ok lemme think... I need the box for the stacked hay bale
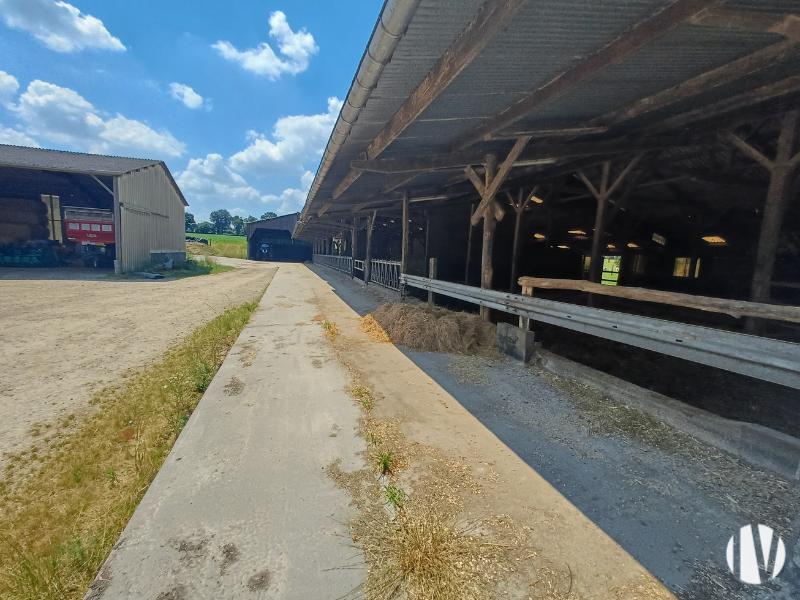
[0,198,50,244]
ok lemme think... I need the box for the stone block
[496,322,536,363]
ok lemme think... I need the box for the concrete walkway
[87,264,366,599]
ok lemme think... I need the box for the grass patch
[322,320,339,340]
[186,233,245,244]
[187,236,247,260]
[350,384,375,411]
[0,294,263,600]
[108,256,234,280]
[373,450,396,475]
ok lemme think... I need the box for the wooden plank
[690,9,800,38]
[517,276,800,323]
[332,167,364,199]
[354,133,702,176]
[651,74,800,133]
[471,136,531,225]
[453,0,721,150]
[353,150,488,173]
[720,131,775,171]
[593,39,800,130]
[381,172,423,194]
[332,0,530,199]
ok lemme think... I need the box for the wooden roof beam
[452,0,722,150]
[331,0,530,199]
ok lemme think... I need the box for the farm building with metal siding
[0,144,187,273]
[246,213,312,262]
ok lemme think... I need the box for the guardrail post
[428,258,437,306]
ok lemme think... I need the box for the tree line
[185,210,278,236]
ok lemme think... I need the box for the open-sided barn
[0,145,187,273]
[297,0,800,392]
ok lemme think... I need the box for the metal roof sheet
[298,0,800,237]
[0,144,160,175]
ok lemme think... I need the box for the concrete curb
[535,349,800,481]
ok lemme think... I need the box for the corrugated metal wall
[117,164,185,272]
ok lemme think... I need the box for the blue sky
[0,0,380,221]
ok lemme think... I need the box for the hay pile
[369,303,496,356]
[359,314,392,343]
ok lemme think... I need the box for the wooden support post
[508,186,537,291]
[112,176,121,274]
[424,211,430,270]
[588,162,612,285]
[401,192,410,274]
[364,211,376,285]
[577,155,643,285]
[351,217,359,278]
[428,257,438,306]
[465,202,475,284]
[720,112,800,334]
[480,154,498,321]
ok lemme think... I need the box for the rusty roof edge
[296,0,422,237]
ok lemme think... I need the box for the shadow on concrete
[309,263,800,600]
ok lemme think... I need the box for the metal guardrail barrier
[354,259,365,271]
[371,260,401,291]
[401,275,800,390]
[313,254,352,274]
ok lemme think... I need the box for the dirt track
[0,258,276,467]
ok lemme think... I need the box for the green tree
[185,212,196,233]
[260,212,277,220]
[209,209,233,235]
[244,215,257,223]
[231,215,245,236]
[196,221,214,234]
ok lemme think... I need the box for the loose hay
[359,315,392,344]
[370,303,497,356]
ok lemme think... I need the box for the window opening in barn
[674,257,696,277]
[601,255,621,286]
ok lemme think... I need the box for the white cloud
[177,154,264,203]
[169,82,206,110]
[212,11,317,79]
[0,0,125,52]
[261,170,314,214]
[0,124,39,147]
[229,96,341,174]
[11,79,185,157]
[176,154,313,217]
[0,71,19,106]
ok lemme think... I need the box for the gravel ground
[312,263,800,600]
[0,258,276,468]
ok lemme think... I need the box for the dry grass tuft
[0,296,263,600]
[370,303,497,356]
[322,320,340,340]
[349,384,376,411]
[363,502,501,600]
[359,315,391,343]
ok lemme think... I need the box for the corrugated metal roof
[247,213,301,237]
[297,0,800,238]
[0,144,160,175]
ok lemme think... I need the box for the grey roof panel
[0,144,160,175]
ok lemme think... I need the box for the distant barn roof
[0,144,187,205]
